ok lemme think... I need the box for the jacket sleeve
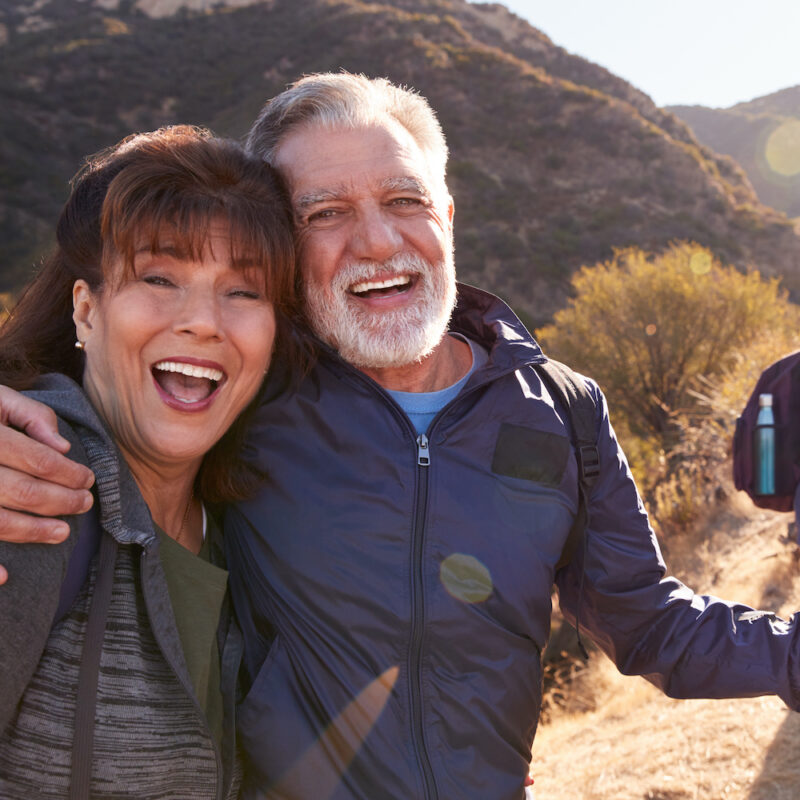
[555,381,800,710]
[0,421,88,730]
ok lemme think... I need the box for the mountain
[2,0,800,326]
[669,86,800,222]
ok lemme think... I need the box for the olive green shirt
[155,513,228,746]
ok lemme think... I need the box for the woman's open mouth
[152,359,226,409]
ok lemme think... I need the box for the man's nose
[349,208,403,262]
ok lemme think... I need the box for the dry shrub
[538,242,799,447]
[540,650,592,724]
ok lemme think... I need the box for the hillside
[733,85,800,117]
[669,86,800,222]
[2,0,800,325]
[534,492,800,799]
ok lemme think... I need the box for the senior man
[2,73,800,800]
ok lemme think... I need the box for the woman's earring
[74,340,85,350]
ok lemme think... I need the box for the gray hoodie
[0,374,241,799]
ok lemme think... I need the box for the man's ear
[447,194,454,225]
[72,280,99,347]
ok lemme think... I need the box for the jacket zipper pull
[417,433,430,466]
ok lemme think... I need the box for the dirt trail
[531,496,800,800]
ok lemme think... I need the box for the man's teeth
[350,275,411,294]
[153,361,224,382]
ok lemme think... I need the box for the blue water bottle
[755,393,776,495]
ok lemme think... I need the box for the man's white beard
[304,251,457,370]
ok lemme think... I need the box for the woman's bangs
[106,204,272,292]
[223,211,275,280]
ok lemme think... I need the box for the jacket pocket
[239,631,283,717]
[492,423,571,487]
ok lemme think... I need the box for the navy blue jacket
[225,284,800,800]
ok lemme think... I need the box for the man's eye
[308,208,339,222]
[391,197,423,207]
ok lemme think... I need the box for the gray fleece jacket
[0,374,241,799]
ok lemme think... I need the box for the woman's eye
[229,289,262,299]
[142,274,175,287]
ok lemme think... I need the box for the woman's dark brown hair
[0,125,304,503]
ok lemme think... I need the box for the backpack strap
[534,359,600,570]
[69,530,117,800]
[54,500,101,624]
[535,359,601,659]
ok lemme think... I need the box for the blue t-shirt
[386,336,488,435]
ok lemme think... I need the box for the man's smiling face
[273,119,456,371]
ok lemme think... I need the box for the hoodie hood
[27,374,155,547]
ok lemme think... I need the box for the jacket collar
[450,283,545,379]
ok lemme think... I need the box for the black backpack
[733,351,800,512]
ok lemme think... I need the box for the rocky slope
[2,0,799,324]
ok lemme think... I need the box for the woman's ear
[72,279,99,348]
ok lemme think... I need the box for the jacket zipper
[337,350,546,800]
[408,432,438,800]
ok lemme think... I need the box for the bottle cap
[759,393,773,407]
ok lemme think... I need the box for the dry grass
[0,292,13,323]
[532,494,800,799]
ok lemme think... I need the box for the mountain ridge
[2,0,799,325]
[669,84,800,222]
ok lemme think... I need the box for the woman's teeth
[152,361,223,404]
[152,361,224,381]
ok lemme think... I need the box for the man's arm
[557,380,800,709]
[0,386,95,584]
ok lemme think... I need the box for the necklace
[174,490,194,546]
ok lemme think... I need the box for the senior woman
[0,126,301,799]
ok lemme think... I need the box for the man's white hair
[245,72,449,190]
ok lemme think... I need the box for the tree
[537,242,800,447]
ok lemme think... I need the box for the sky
[475,0,800,109]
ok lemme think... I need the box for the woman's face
[73,221,276,475]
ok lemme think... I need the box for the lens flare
[440,552,494,603]
[267,666,399,799]
[689,250,712,275]
[764,120,800,177]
